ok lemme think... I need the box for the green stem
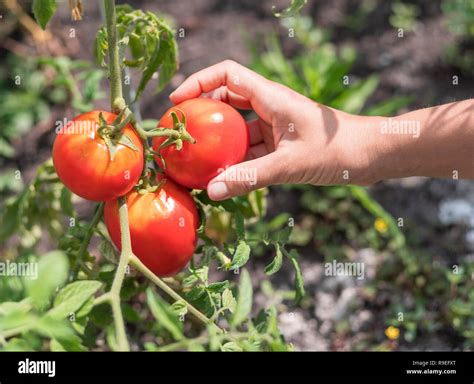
[108,197,133,351]
[129,255,223,333]
[104,0,125,113]
[72,203,104,280]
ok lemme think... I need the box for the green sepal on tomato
[53,111,144,202]
[104,176,199,277]
[152,98,250,190]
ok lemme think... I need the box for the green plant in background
[389,1,420,32]
[442,0,474,74]
[249,15,474,349]
[0,54,104,196]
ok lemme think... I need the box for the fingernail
[208,182,229,200]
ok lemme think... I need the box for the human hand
[170,60,378,200]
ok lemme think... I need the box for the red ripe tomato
[53,111,143,202]
[152,98,249,189]
[104,177,199,277]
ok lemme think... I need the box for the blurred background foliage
[0,0,473,351]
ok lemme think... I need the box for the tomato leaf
[60,187,74,217]
[285,249,305,304]
[234,210,245,239]
[32,0,57,29]
[231,269,253,327]
[24,251,69,310]
[230,240,251,270]
[47,280,102,320]
[146,288,183,341]
[222,288,237,313]
[264,243,283,275]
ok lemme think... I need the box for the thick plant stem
[108,197,133,351]
[104,0,125,113]
[130,255,223,333]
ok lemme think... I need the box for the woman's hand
[170,60,474,200]
[170,60,377,200]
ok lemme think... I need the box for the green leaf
[230,241,251,270]
[221,341,243,352]
[222,288,237,313]
[24,251,69,309]
[0,305,36,333]
[50,334,87,352]
[0,189,28,242]
[47,280,102,320]
[234,210,245,239]
[60,187,74,217]
[99,238,118,263]
[146,288,183,340]
[231,269,253,326]
[32,0,57,29]
[207,281,229,293]
[35,316,75,340]
[170,300,188,318]
[3,338,33,351]
[286,249,305,304]
[264,243,283,275]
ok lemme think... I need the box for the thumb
[207,153,283,200]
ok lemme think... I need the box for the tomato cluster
[53,99,249,276]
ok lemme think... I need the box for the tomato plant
[53,111,143,201]
[104,177,199,277]
[153,98,250,189]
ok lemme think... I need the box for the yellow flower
[385,326,400,340]
[374,218,388,234]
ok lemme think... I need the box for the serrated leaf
[222,288,236,313]
[146,288,183,341]
[32,0,57,29]
[47,280,102,319]
[230,241,251,270]
[264,243,283,275]
[231,269,253,327]
[182,273,199,288]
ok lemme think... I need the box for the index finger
[169,60,274,123]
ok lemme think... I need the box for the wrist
[335,112,385,185]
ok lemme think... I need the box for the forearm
[348,100,474,183]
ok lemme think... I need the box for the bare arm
[170,60,474,200]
